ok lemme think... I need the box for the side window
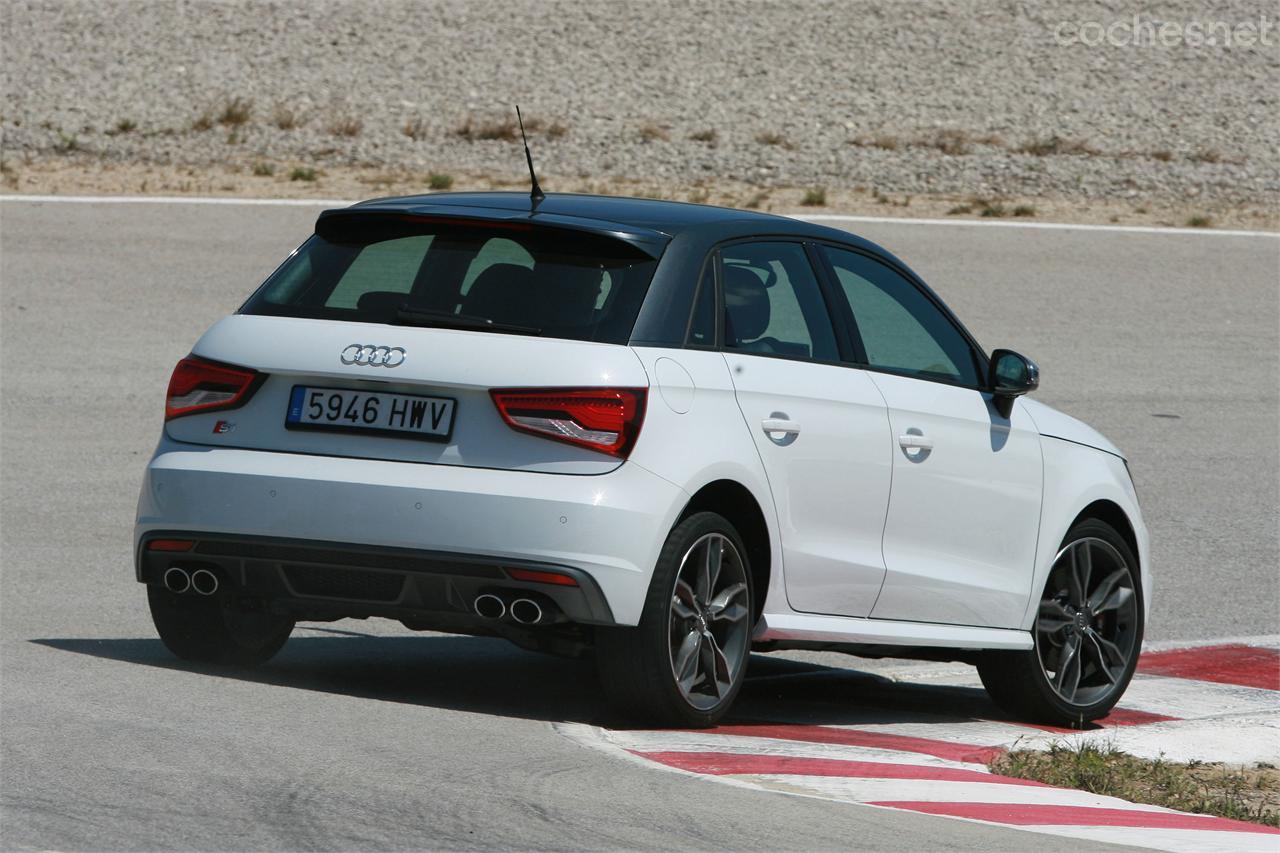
[324,235,433,309]
[823,247,980,386]
[686,258,716,347]
[721,242,839,361]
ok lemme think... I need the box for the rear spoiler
[316,203,670,258]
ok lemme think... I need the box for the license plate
[286,386,456,441]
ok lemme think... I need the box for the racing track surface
[1,199,1276,851]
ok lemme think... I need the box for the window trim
[683,253,722,350]
[812,240,991,391]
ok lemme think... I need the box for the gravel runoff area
[2,0,1278,228]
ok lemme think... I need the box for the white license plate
[286,386,456,440]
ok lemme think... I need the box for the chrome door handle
[761,418,801,435]
[898,433,933,450]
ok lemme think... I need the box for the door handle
[898,433,933,450]
[761,418,801,435]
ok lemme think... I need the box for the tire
[978,518,1143,726]
[148,585,295,666]
[596,511,754,727]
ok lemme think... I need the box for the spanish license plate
[285,386,456,440]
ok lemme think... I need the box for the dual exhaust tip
[163,566,219,596]
[474,593,549,626]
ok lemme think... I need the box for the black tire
[148,585,295,666]
[596,512,754,727]
[978,518,1143,726]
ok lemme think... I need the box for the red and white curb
[557,640,1279,852]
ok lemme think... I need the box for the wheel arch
[677,479,771,623]
[1070,499,1140,573]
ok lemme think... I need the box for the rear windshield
[240,214,661,344]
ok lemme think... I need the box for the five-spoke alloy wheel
[597,512,754,727]
[979,518,1143,725]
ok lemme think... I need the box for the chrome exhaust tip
[163,567,191,594]
[473,593,506,620]
[509,598,544,626]
[190,568,219,596]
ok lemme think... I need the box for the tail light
[489,388,646,458]
[166,356,261,420]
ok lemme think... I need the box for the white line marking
[792,213,1280,239]
[2,194,1275,238]
[0,194,352,207]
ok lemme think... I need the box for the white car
[136,192,1149,727]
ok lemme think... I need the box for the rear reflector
[506,567,580,587]
[147,539,195,552]
[489,388,646,458]
[166,356,261,420]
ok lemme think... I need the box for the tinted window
[823,247,981,385]
[721,242,838,361]
[242,216,659,345]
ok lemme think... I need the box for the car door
[719,241,894,618]
[817,245,1043,629]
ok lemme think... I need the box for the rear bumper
[134,437,688,625]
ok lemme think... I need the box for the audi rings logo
[340,344,407,368]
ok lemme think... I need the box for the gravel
[2,0,1278,206]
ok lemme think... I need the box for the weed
[690,128,718,144]
[403,118,428,140]
[639,124,670,143]
[743,191,769,209]
[546,122,568,139]
[979,202,1008,217]
[1135,205,1149,214]
[992,744,1278,827]
[290,166,318,182]
[328,115,363,137]
[947,204,972,215]
[455,116,519,141]
[192,112,214,132]
[272,105,302,130]
[252,162,275,177]
[114,118,137,134]
[1016,136,1099,157]
[428,172,453,190]
[1012,204,1036,217]
[800,187,827,206]
[1150,150,1173,162]
[54,131,79,153]
[1186,214,1213,227]
[1190,149,1222,164]
[217,97,253,127]
[755,131,790,148]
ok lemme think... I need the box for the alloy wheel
[667,532,750,711]
[1036,536,1138,707]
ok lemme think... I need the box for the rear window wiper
[392,306,541,337]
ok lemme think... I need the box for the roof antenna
[515,105,545,205]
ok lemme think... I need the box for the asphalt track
[1,198,1276,851]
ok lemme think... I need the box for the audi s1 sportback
[136,192,1148,726]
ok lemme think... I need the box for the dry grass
[289,166,317,182]
[272,104,303,130]
[1150,150,1173,162]
[1017,135,1099,157]
[251,162,274,177]
[455,116,519,141]
[755,131,791,148]
[546,121,568,139]
[1187,214,1214,227]
[992,743,1279,828]
[402,118,428,140]
[690,128,718,145]
[217,97,253,127]
[800,187,827,206]
[639,123,670,143]
[112,118,137,135]
[191,111,214,132]
[327,115,363,138]
[1012,204,1036,217]
[1189,148,1223,164]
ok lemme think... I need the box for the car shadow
[32,632,1042,731]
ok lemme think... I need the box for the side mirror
[989,349,1039,417]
